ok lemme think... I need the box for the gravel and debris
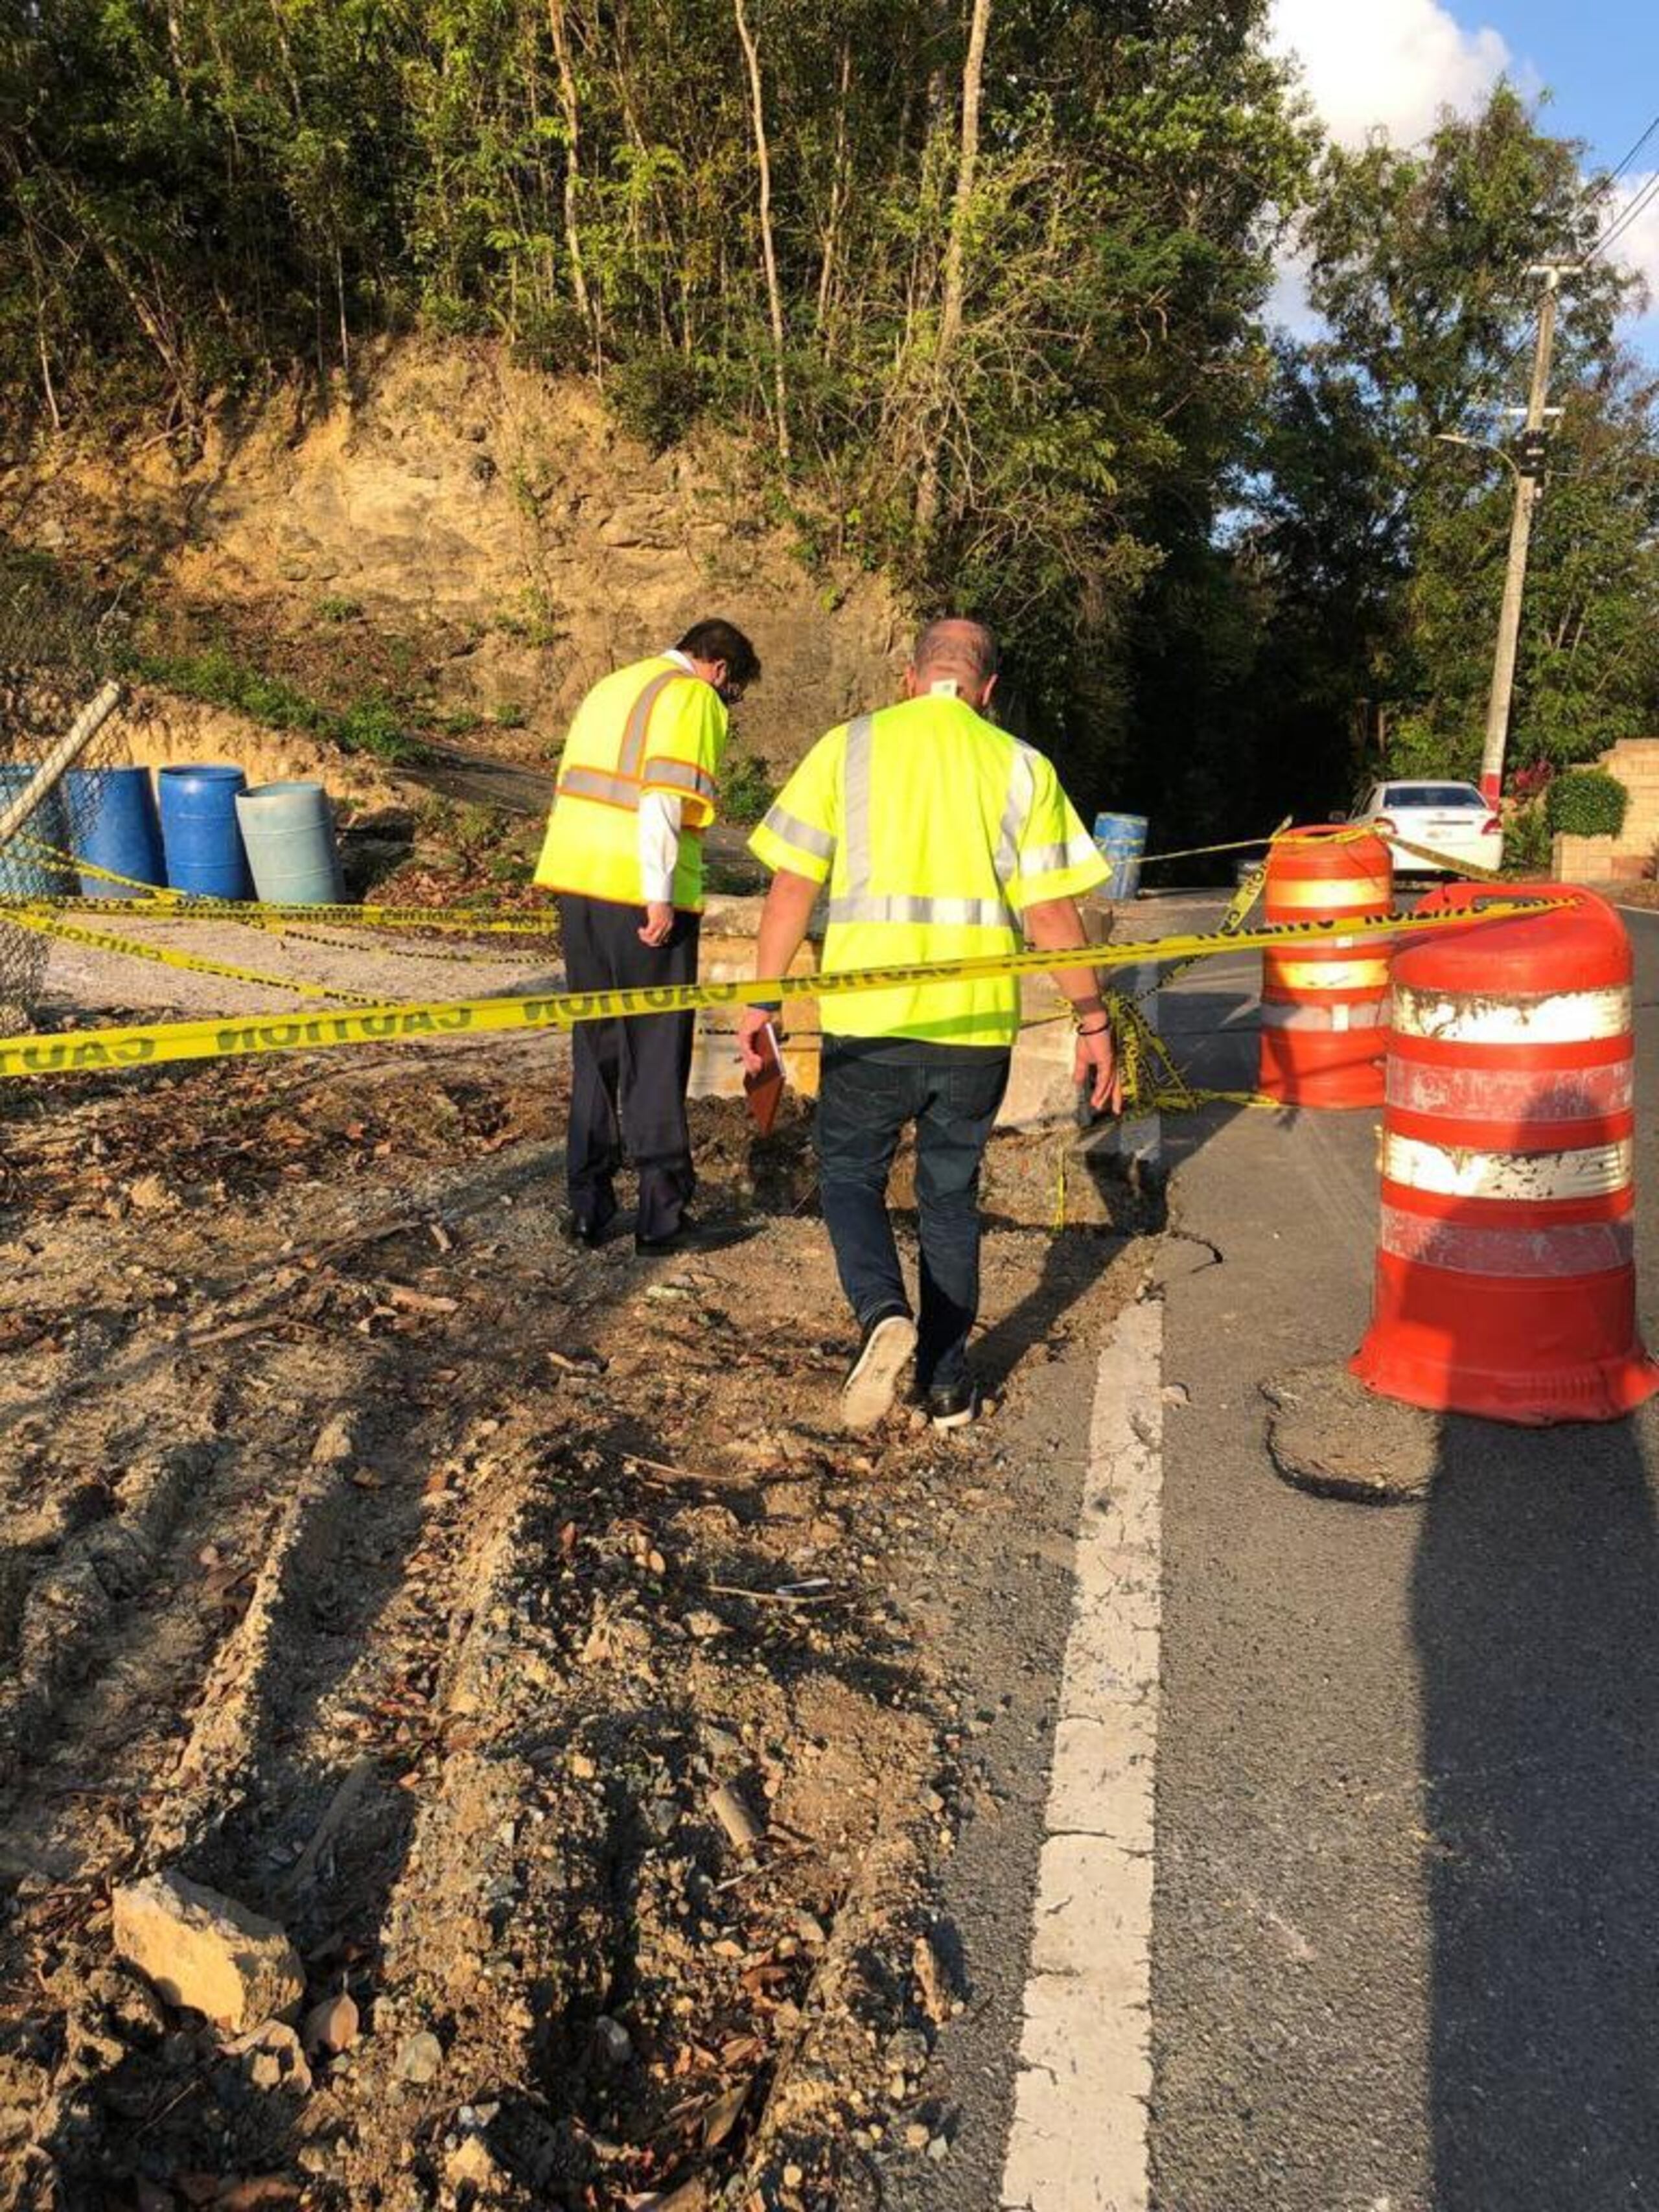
[0,1032,1152,2208]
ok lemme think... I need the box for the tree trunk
[733,0,791,461]
[545,0,594,336]
[916,0,992,532]
[815,38,853,332]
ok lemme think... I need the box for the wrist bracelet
[1076,1019,1111,1039]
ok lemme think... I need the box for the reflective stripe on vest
[761,801,836,861]
[555,667,687,811]
[1019,832,1100,878]
[994,745,1036,885]
[829,710,1023,930]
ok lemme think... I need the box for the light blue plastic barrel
[235,780,345,905]
[0,767,73,899]
[159,763,252,898]
[67,765,165,897]
[1093,811,1148,902]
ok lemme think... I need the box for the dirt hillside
[0,343,905,778]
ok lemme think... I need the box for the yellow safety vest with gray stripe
[535,655,727,911]
[749,693,1108,1047]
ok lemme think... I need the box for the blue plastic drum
[67,765,165,897]
[234,780,345,905]
[158,763,252,898]
[0,767,73,899]
[1093,811,1148,902]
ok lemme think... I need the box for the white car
[1353,780,1503,875]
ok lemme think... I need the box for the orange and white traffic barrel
[1351,885,1659,1423]
[1258,825,1393,1108]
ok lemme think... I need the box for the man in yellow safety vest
[536,618,761,1254]
[738,617,1119,1430]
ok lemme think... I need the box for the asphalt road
[1148,900,1659,2212]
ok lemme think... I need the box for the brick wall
[1551,738,1659,882]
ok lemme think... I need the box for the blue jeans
[815,1043,1011,1391]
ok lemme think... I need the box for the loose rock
[395,2029,444,2085]
[709,1782,763,1851]
[111,1873,304,2031]
[303,1992,360,2056]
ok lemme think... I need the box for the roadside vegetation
[2,8,1658,842]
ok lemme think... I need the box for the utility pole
[1478,264,1570,807]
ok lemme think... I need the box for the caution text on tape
[0,896,1572,1082]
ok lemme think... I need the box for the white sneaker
[841,1311,918,1432]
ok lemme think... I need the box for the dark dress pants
[815,1042,1012,1391]
[557,894,699,1241]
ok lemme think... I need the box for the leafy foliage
[4,18,1656,846]
[1502,803,1552,877]
[1544,767,1629,839]
[0,0,1308,791]
[1237,89,1659,813]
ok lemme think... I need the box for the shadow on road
[1415,1408,1659,2209]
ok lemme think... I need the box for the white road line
[1001,1291,1163,2212]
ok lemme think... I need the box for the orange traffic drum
[1351,885,1659,1423]
[1257,824,1393,1109]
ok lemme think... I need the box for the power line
[1465,106,1659,414]
[1586,166,1659,265]
[1597,108,1659,195]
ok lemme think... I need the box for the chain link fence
[0,547,143,1028]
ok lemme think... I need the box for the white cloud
[1269,0,1510,150]
[1601,173,1659,325]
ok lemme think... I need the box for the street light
[1433,430,1522,484]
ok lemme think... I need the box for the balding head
[905,616,1000,710]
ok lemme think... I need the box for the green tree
[1247,85,1659,806]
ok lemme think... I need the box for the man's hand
[638,901,675,948]
[1075,1023,1124,1116]
[737,1007,781,1075]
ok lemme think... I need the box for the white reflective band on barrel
[1269,958,1391,993]
[835,710,1014,932]
[1259,999,1387,1030]
[1268,878,1389,911]
[1380,1205,1635,1277]
[1387,1056,1634,1122]
[760,802,835,861]
[1391,983,1631,1044]
[1382,1132,1634,1202]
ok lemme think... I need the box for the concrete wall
[1552,738,1659,883]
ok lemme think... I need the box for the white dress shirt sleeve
[638,789,682,906]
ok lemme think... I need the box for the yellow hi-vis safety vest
[535,654,728,911]
[748,693,1108,1048]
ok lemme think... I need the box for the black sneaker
[560,1213,609,1251]
[924,1376,982,1430]
[632,1216,750,1258]
[841,1309,918,1431]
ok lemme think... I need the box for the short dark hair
[676,619,761,688]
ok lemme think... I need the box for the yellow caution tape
[0,896,1572,1082]
[3,902,373,1003]
[0,890,553,937]
[3,832,550,933]
[1366,824,1511,883]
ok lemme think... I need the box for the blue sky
[1269,0,1659,361]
